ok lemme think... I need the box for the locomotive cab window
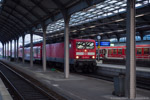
[76,42,94,49]
[76,42,86,49]
[144,48,150,54]
[86,42,94,49]
[137,48,142,54]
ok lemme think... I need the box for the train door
[102,49,107,58]
[118,48,122,58]
[136,48,142,59]
[143,48,150,59]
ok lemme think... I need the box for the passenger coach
[97,41,150,66]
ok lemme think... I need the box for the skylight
[35,0,150,35]
[0,0,3,7]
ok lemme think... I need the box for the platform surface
[97,62,150,72]
[0,78,13,100]
[1,59,150,100]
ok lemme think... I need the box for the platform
[97,63,150,78]
[0,78,13,100]
[97,63,150,72]
[1,59,150,100]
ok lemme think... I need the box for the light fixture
[76,56,79,59]
[92,56,95,59]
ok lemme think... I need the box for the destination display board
[96,41,110,46]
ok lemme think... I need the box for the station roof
[0,0,150,43]
[35,0,150,41]
[0,0,105,43]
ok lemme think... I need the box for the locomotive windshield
[76,42,94,49]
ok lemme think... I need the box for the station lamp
[97,36,101,40]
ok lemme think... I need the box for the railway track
[52,65,150,90]
[0,62,66,100]
[80,72,150,90]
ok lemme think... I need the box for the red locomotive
[98,41,150,66]
[18,39,97,72]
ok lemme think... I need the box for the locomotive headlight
[92,56,95,59]
[76,56,79,59]
[84,49,87,52]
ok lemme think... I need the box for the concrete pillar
[14,40,16,61]
[64,15,70,78]
[30,33,33,67]
[42,25,47,72]
[22,35,25,64]
[126,0,136,99]
[16,38,19,62]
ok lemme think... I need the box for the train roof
[111,40,150,46]
[22,38,96,47]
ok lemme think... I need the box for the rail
[0,62,65,100]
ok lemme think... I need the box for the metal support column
[2,44,4,58]
[7,42,9,59]
[5,43,6,58]
[126,0,136,99]
[16,38,19,62]
[6,43,7,59]
[42,25,47,72]
[97,36,101,61]
[22,35,25,64]
[64,15,70,78]
[6,42,8,59]
[4,43,5,58]
[3,44,5,58]
[14,40,16,61]
[10,41,12,59]
[30,33,33,67]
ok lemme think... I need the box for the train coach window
[137,48,142,54]
[108,49,112,54]
[118,49,122,54]
[113,49,117,54]
[38,47,41,54]
[144,48,150,54]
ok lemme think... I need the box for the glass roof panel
[35,0,149,35]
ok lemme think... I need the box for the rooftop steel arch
[0,0,105,43]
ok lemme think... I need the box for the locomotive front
[73,39,97,72]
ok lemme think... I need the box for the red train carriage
[19,39,97,72]
[98,42,150,66]
[18,43,42,61]
[46,39,96,72]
